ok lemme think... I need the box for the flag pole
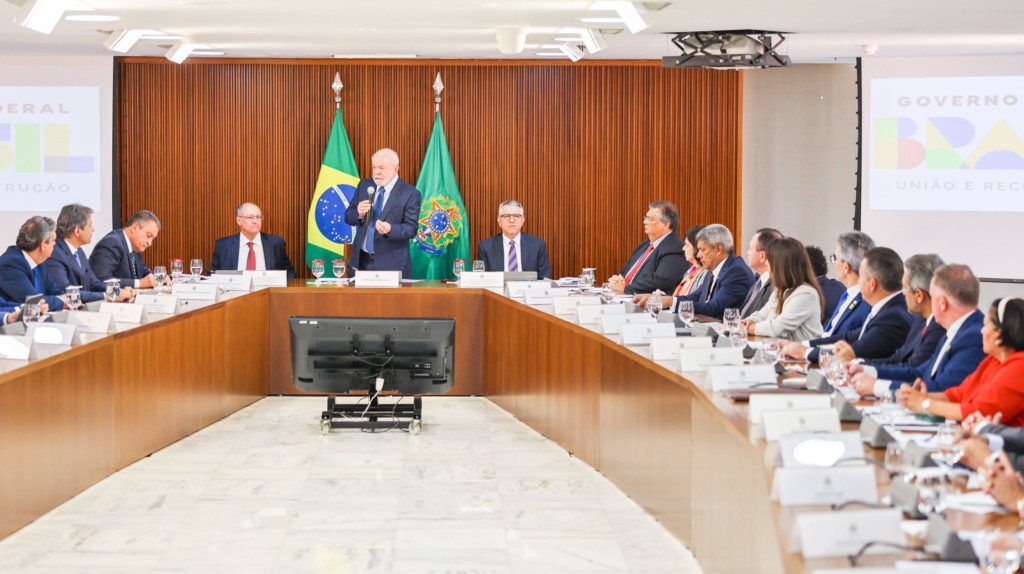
[433,72,443,112]
[332,72,343,110]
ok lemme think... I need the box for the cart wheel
[319,419,331,435]
[409,419,422,435]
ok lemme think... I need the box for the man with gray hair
[211,202,296,278]
[344,148,422,278]
[667,223,754,320]
[0,216,69,310]
[850,263,987,398]
[839,253,946,369]
[90,210,162,289]
[47,204,132,303]
[476,200,551,279]
[608,201,687,295]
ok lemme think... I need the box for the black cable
[849,541,925,566]
[831,500,891,511]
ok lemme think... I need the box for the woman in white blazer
[743,237,825,342]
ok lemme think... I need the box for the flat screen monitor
[289,316,455,395]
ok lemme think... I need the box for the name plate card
[621,323,677,345]
[172,283,219,300]
[650,336,713,361]
[600,312,656,335]
[66,311,113,334]
[244,269,288,287]
[134,294,180,315]
[774,466,878,506]
[576,303,625,324]
[26,323,77,346]
[779,431,865,469]
[794,509,902,558]
[524,287,574,306]
[352,270,401,288]
[458,272,504,288]
[99,302,148,324]
[763,408,842,441]
[709,365,778,391]
[748,393,833,423]
[551,295,601,316]
[207,274,253,291]
[0,335,32,360]
[506,280,551,298]
[678,346,744,371]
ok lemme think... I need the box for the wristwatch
[921,399,932,412]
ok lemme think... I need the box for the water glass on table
[189,258,203,280]
[677,300,694,326]
[332,259,347,279]
[472,260,486,273]
[645,295,663,318]
[151,266,167,292]
[64,285,81,310]
[310,259,325,284]
[169,259,184,282]
[103,279,121,302]
[452,259,465,281]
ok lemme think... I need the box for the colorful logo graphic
[874,116,1024,170]
[414,196,465,255]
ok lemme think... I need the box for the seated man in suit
[635,223,754,321]
[839,253,945,369]
[850,263,987,396]
[607,201,687,295]
[211,203,297,278]
[344,148,422,278]
[90,210,162,290]
[785,246,912,363]
[47,204,133,303]
[476,200,551,279]
[739,228,784,319]
[783,231,874,360]
[806,244,846,323]
[0,216,69,311]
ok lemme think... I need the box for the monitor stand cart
[319,394,423,435]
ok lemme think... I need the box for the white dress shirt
[236,233,266,271]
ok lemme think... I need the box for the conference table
[0,280,1013,573]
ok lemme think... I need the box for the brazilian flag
[306,108,359,275]
[411,112,471,280]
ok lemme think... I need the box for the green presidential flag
[306,108,360,273]
[411,112,470,280]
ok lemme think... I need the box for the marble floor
[0,397,703,574]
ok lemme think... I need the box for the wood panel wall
[115,58,743,280]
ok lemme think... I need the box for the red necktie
[623,244,654,285]
[246,241,256,270]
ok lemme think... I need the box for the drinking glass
[311,259,325,283]
[878,391,904,424]
[934,420,963,467]
[677,300,695,327]
[189,258,203,280]
[762,338,781,365]
[916,473,949,515]
[600,282,615,304]
[723,307,741,335]
[828,359,849,386]
[151,266,167,292]
[332,259,347,279]
[472,260,486,273]
[884,442,907,477]
[453,259,465,280]
[581,268,596,289]
[64,285,81,310]
[982,533,1023,574]
[818,346,837,374]
[21,302,40,324]
[645,295,663,318]
[103,279,121,302]
[169,259,184,281]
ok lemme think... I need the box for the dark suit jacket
[89,229,152,288]
[739,277,772,319]
[678,253,755,320]
[0,245,65,310]
[210,233,297,278]
[46,240,108,303]
[876,309,986,392]
[344,177,422,278]
[981,423,1024,475]
[820,291,870,339]
[808,292,913,363]
[618,232,687,295]
[817,276,847,326]
[866,314,946,369]
[476,232,551,279]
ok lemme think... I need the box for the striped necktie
[508,240,519,272]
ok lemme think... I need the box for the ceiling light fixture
[166,42,212,64]
[589,1,649,34]
[64,14,120,22]
[559,28,606,54]
[18,0,93,34]
[558,43,584,62]
[103,28,162,53]
[495,27,526,55]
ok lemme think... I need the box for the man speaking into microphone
[344,148,422,278]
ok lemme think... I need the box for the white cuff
[873,380,891,399]
[863,365,878,378]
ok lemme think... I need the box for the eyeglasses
[498,214,523,220]
[829,254,839,263]
[239,215,263,221]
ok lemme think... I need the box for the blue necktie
[824,290,849,333]
[32,266,43,293]
[73,250,82,269]
[365,188,385,254]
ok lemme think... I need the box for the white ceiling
[2,0,1024,63]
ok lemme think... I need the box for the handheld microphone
[362,185,376,224]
